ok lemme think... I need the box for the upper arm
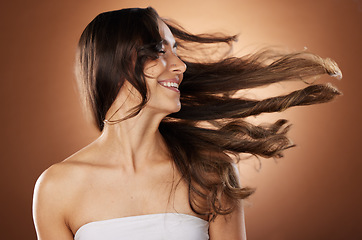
[209,163,247,240]
[208,201,246,240]
[32,166,74,240]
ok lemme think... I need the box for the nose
[169,55,187,74]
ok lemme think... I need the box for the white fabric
[74,213,209,240]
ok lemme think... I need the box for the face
[142,19,187,114]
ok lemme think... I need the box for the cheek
[143,59,167,78]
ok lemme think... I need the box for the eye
[158,49,166,54]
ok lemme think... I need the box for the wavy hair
[75,7,342,221]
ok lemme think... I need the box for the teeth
[160,82,179,88]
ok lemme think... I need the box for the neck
[97,109,169,171]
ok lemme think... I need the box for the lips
[157,78,180,93]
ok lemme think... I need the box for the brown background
[1,0,361,239]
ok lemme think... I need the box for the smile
[158,80,180,92]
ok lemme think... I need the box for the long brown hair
[75,7,341,221]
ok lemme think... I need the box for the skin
[32,19,246,240]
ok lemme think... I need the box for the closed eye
[159,40,178,53]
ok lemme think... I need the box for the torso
[55,143,208,236]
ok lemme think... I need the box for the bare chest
[67,167,194,235]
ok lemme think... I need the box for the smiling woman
[103,20,187,124]
[141,20,186,114]
[32,6,341,240]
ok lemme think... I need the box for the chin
[171,104,181,113]
[164,103,181,115]
[147,101,181,115]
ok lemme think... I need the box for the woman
[32,7,341,240]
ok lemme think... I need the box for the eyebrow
[161,39,177,48]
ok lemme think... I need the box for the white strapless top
[74,213,209,240]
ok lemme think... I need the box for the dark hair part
[75,7,341,221]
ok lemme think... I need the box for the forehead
[157,20,176,46]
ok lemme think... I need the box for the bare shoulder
[33,159,91,214]
[33,156,95,239]
[32,140,110,239]
[34,137,116,211]
[35,140,103,192]
[208,163,246,240]
[34,160,85,196]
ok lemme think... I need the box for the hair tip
[331,72,343,80]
